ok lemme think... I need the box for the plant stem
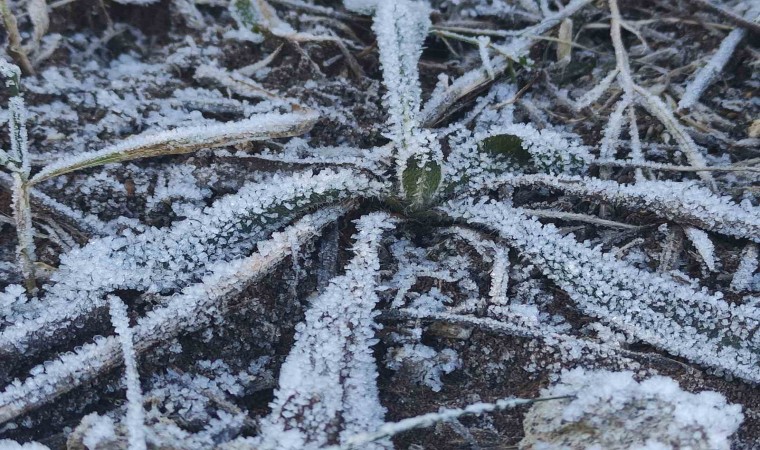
[0,0,35,75]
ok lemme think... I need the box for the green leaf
[479,134,531,166]
[402,157,441,209]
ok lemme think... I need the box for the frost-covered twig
[255,213,395,449]
[445,199,760,382]
[31,111,318,184]
[420,0,593,127]
[108,296,147,450]
[0,207,345,425]
[677,28,746,110]
[337,395,568,449]
[608,0,716,189]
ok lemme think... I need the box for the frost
[677,28,746,110]
[0,208,345,424]
[522,369,743,449]
[108,296,146,450]
[256,213,395,449]
[684,226,717,272]
[386,343,460,392]
[0,169,385,358]
[731,244,758,292]
[483,174,760,243]
[446,199,760,382]
[0,440,49,449]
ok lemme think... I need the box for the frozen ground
[0,0,758,448]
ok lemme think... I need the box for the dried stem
[0,0,35,75]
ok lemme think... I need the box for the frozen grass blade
[0,60,36,293]
[31,111,318,184]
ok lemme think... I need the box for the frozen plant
[0,0,758,448]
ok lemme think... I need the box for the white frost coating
[343,0,378,14]
[0,208,344,425]
[108,296,147,450]
[397,308,633,369]
[257,213,395,450]
[372,0,442,190]
[477,36,494,80]
[338,395,542,449]
[7,97,30,177]
[483,123,591,174]
[419,0,593,126]
[599,96,631,163]
[481,174,760,242]
[386,343,460,392]
[732,244,758,292]
[573,69,619,110]
[678,28,746,110]
[372,0,429,145]
[522,369,743,450]
[445,199,760,382]
[0,169,384,358]
[0,440,50,449]
[31,111,318,184]
[684,227,717,272]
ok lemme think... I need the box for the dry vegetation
[0,0,758,448]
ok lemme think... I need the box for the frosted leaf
[684,227,717,272]
[372,0,444,204]
[372,0,429,146]
[0,169,385,367]
[481,174,760,243]
[446,199,760,382]
[731,244,758,292]
[32,111,318,184]
[256,213,395,449]
[0,208,344,424]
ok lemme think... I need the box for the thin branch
[686,0,760,36]
[522,208,643,230]
[608,0,717,190]
[337,395,570,449]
